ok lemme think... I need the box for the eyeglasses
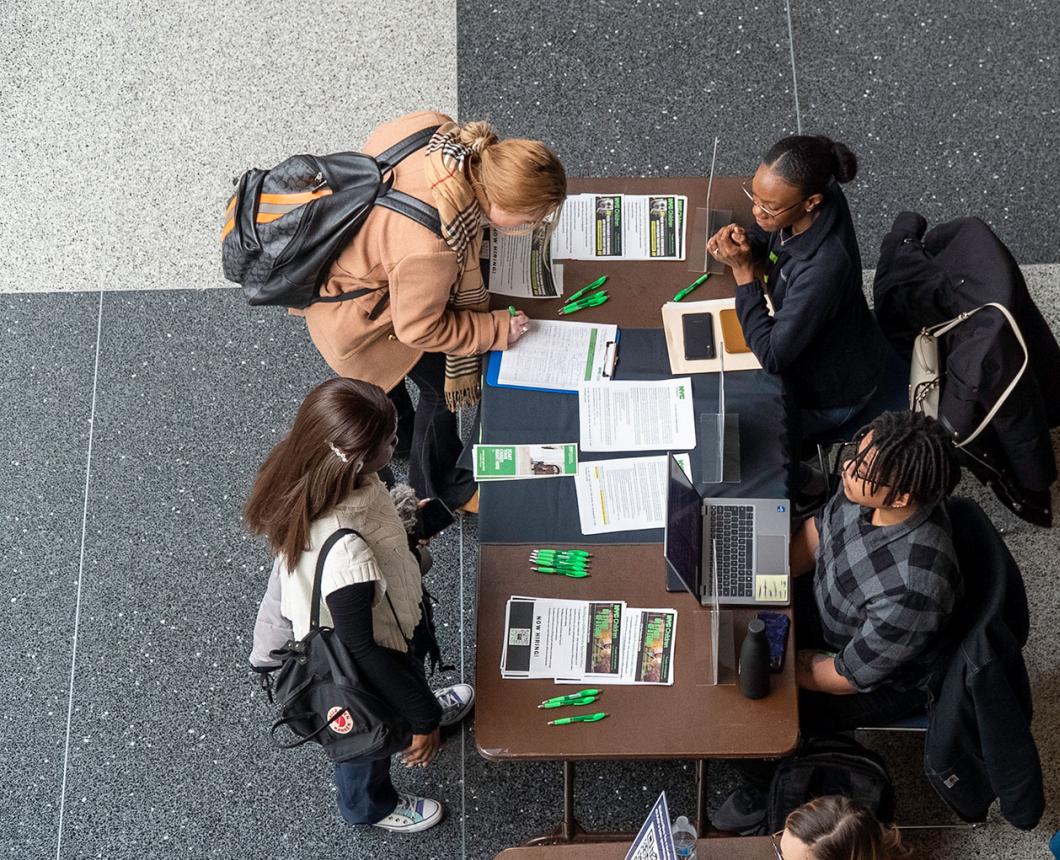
[741,182,805,220]
[837,438,874,482]
[770,830,785,859]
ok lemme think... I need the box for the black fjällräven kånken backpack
[221,126,442,310]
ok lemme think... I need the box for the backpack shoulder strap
[375,126,440,171]
[376,190,442,238]
[310,528,363,630]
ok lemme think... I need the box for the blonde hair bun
[457,120,499,155]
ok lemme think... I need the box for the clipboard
[485,329,620,394]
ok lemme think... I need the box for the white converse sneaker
[435,683,475,728]
[373,793,444,833]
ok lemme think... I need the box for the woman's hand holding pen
[708,223,755,285]
[508,310,531,345]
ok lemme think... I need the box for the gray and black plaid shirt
[814,492,961,692]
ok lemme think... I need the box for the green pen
[559,294,609,315]
[538,696,598,709]
[535,549,591,559]
[561,289,608,312]
[564,275,608,306]
[673,273,711,302]
[529,550,589,563]
[548,712,608,726]
[530,561,590,573]
[531,566,590,578]
[541,689,601,705]
[507,305,518,316]
[530,561,589,573]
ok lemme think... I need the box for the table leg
[695,759,714,836]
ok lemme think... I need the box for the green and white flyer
[473,443,578,480]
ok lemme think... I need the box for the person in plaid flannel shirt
[789,410,962,734]
[712,410,963,833]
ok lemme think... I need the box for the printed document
[473,443,578,480]
[578,377,696,452]
[626,792,678,860]
[494,320,618,392]
[559,607,678,686]
[500,597,625,680]
[552,193,687,261]
[574,453,691,534]
[487,221,566,298]
[501,597,677,685]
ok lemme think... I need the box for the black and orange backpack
[221,126,442,309]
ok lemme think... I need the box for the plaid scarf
[424,123,491,411]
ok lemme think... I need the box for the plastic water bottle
[671,815,697,859]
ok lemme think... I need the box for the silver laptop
[664,454,791,606]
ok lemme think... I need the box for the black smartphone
[415,498,456,540]
[682,312,715,360]
[757,611,791,673]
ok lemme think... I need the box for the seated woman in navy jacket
[708,135,891,438]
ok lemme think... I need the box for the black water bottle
[739,618,771,699]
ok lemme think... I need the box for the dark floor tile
[458,0,798,176]
[792,0,1060,263]
[0,292,99,855]
[55,291,461,857]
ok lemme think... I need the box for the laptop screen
[663,454,702,601]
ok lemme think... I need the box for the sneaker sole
[375,807,445,834]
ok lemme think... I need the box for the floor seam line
[784,0,802,133]
[459,412,467,860]
[55,288,104,860]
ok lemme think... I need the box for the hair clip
[326,441,349,463]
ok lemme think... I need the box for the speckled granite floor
[3,1,1059,858]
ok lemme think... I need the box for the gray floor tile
[55,291,461,857]
[792,0,1060,264]
[0,293,99,855]
[1,1,457,295]
[458,0,798,176]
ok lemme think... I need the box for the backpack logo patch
[327,706,355,735]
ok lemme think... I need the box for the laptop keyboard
[708,504,755,598]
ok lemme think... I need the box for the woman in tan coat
[303,111,567,511]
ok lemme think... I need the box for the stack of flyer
[473,443,578,481]
[500,597,677,685]
[551,193,687,261]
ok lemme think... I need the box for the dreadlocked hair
[849,410,960,507]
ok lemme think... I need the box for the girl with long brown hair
[245,377,473,833]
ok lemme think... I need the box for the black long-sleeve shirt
[735,182,889,410]
[326,582,442,734]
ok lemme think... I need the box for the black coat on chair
[923,497,1043,830]
[873,213,1060,526]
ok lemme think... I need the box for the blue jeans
[334,754,399,825]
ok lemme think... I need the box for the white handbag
[909,302,1028,449]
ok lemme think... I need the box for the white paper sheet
[494,320,618,392]
[486,222,565,298]
[578,377,697,452]
[574,453,691,535]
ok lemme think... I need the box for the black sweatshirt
[735,182,890,410]
[326,582,442,734]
